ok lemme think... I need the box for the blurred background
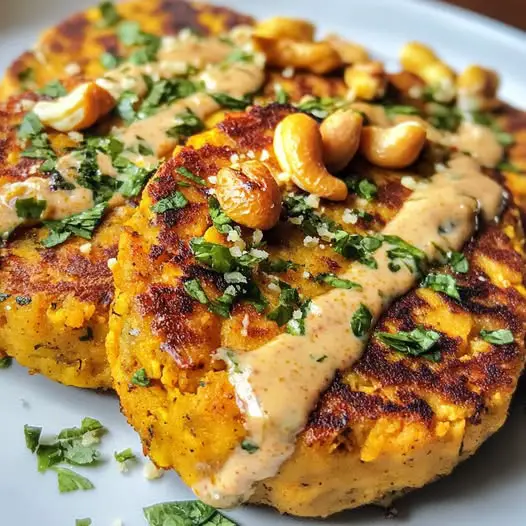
[446,0,525,29]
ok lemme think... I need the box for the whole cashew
[273,113,348,201]
[253,36,342,75]
[324,33,370,64]
[254,17,315,41]
[33,82,115,132]
[216,160,282,230]
[360,122,427,169]
[320,109,363,172]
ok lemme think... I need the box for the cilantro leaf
[100,51,121,69]
[448,251,469,273]
[0,356,12,368]
[151,191,188,213]
[53,467,94,493]
[177,166,206,186]
[480,329,514,345]
[261,258,299,273]
[167,109,205,138]
[267,283,300,327]
[143,501,237,526]
[138,79,200,118]
[240,440,259,454]
[345,177,377,201]
[184,279,209,305]
[76,519,92,526]
[421,273,460,300]
[131,368,150,387]
[350,303,372,337]
[119,163,156,198]
[114,448,136,463]
[384,105,420,118]
[15,197,46,219]
[63,443,100,466]
[296,96,347,119]
[210,93,252,110]
[377,326,441,361]
[275,85,289,104]
[18,111,44,139]
[42,202,108,248]
[37,80,67,98]
[116,90,139,123]
[98,0,120,27]
[24,425,42,453]
[208,196,233,233]
[315,273,362,290]
[190,238,235,273]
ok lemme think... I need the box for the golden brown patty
[0,0,253,388]
[107,103,526,516]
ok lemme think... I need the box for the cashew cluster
[252,16,347,74]
[399,41,456,102]
[344,61,387,101]
[216,160,282,230]
[456,65,500,112]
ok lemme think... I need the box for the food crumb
[143,460,164,480]
[107,258,118,270]
[241,314,250,337]
[79,243,92,255]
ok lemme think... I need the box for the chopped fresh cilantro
[15,197,46,220]
[427,103,461,131]
[167,109,205,138]
[210,93,252,110]
[384,104,420,118]
[267,283,300,327]
[63,443,100,466]
[18,111,44,139]
[480,329,514,345]
[76,519,92,526]
[315,273,362,290]
[497,161,525,173]
[208,196,233,234]
[177,166,206,186]
[275,85,290,104]
[333,231,381,268]
[224,48,253,64]
[131,368,150,387]
[116,90,139,123]
[286,299,312,336]
[114,448,136,463]
[42,203,107,248]
[184,279,209,305]
[138,79,200,118]
[377,326,441,361]
[118,163,156,198]
[296,96,347,119]
[190,238,234,273]
[471,111,514,147]
[15,296,31,306]
[0,293,10,302]
[448,251,469,273]
[117,21,160,64]
[151,191,188,213]
[37,80,67,98]
[383,235,426,274]
[261,258,299,273]
[350,303,372,337]
[143,501,237,526]
[421,273,460,300]
[345,178,377,201]
[240,439,259,454]
[49,171,75,191]
[98,0,121,27]
[53,466,94,493]
[24,425,42,453]
[0,356,12,369]
[100,51,121,69]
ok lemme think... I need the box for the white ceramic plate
[1,1,526,525]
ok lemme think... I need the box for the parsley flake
[53,466,94,493]
[421,273,460,300]
[151,191,188,214]
[144,501,237,526]
[345,178,377,201]
[15,197,46,220]
[98,0,121,27]
[131,368,151,387]
[480,329,514,345]
[377,326,441,361]
[350,303,372,337]
[210,93,252,110]
[241,440,259,454]
[315,273,362,290]
[167,109,205,138]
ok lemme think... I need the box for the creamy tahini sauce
[194,154,504,507]
[0,177,94,236]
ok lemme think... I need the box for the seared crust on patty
[107,103,526,516]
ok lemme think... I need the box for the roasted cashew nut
[456,65,500,112]
[324,33,370,64]
[216,160,282,230]
[254,17,315,41]
[360,122,427,169]
[33,82,115,132]
[344,61,387,101]
[273,113,348,201]
[253,36,342,75]
[320,109,363,172]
